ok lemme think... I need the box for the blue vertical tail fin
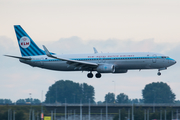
[14,25,46,56]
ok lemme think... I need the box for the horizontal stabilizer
[4,55,31,60]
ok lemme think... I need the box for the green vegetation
[16,98,41,104]
[142,82,176,103]
[116,93,129,103]
[103,92,143,104]
[0,105,47,120]
[0,99,12,104]
[104,92,115,103]
[1,81,177,105]
[45,80,95,103]
[0,81,179,120]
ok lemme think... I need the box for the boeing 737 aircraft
[5,25,176,78]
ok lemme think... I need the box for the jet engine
[113,69,128,73]
[97,64,115,73]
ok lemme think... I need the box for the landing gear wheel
[157,72,161,76]
[95,73,101,78]
[87,73,93,78]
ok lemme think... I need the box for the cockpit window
[162,56,170,58]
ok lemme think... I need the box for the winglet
[93,47,98,54]
[42,45,53,57]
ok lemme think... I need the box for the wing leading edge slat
[42,45,98,68]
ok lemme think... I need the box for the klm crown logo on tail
[19,36,30,48]
[14,25,46,56]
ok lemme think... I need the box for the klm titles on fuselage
[88,55,135,58]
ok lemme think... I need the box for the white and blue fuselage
[20,52,176,77]
[5,25,176,78]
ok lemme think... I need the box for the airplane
[5,25,176,78]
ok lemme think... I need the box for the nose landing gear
[157,72,161,76]
[157,70,161,76]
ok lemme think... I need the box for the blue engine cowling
[97,64,115,73]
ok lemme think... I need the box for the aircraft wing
[42,45,98,70]
[4,55,31,60]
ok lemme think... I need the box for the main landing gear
[95,73,101,78]
[87,72,102,78]
[87,72,93,78]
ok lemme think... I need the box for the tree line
[100,82,176,104]
[0,80,177,104]
[0,98,41,105]
[97,92,143,104]
[44,80,177,104]
[45,80,95,104]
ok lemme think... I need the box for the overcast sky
[0,0,180,102]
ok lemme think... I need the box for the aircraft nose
[171,60,176,65]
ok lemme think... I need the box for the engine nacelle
[114,69,128,73]
[97,64,115,73]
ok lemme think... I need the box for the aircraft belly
[28,61,79,71]
[114,60,149,69]
[43,61,79,71]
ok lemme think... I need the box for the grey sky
[0,0,180,102]
[0,36,179,102]
[1,0,180,42]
